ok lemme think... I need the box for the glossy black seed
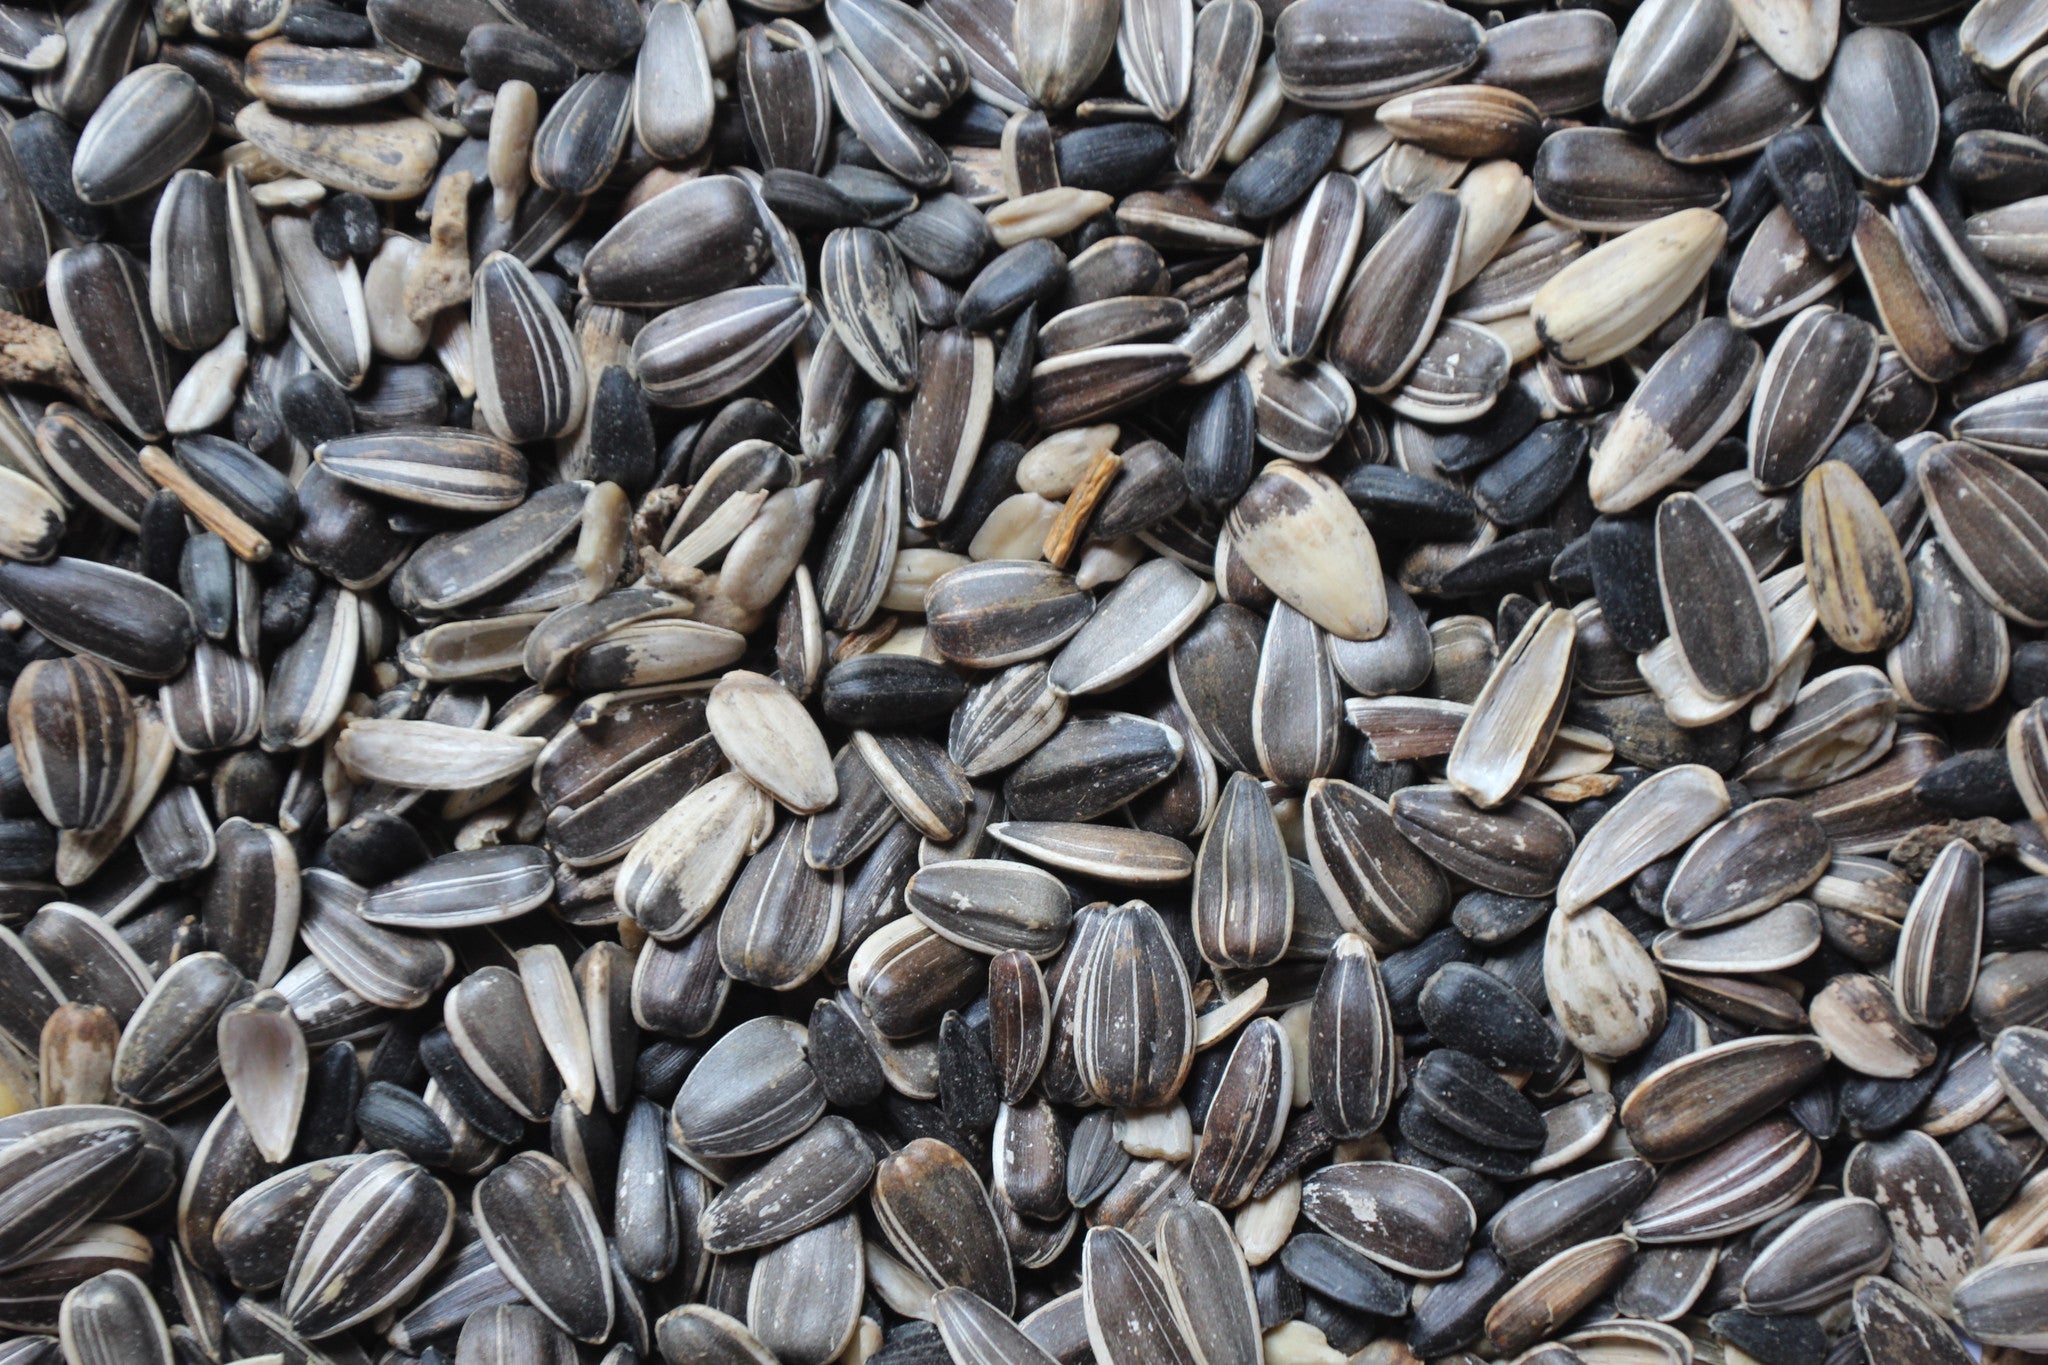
[1413,1049,1546,1149]
[1222,114,1343,221]
[635,1040,700,1108]
[1300,1291,1377,1354]
[1280,1233,1408,1316]
[994,302,1037,404]
[1838,1050,1945,1132]
[1945,1122,2028,1219]
[1710,1310,1827,1365]
[760,169,866,230]
[323,811,430,884]
[9,113,111,241]
[284,3,376,45]
[313,193,381,262]
[1433,385,1543,474]
[821,655,968,728]
[1056,123,1177,194]
[355,1080,456,1166]
[258,557,319,646]
[1989,876,2048,950]
[1473,421,1589,525]
[299,1040,365,1160]
[279,371,355,450]
[1255,1260,1305,1329]
[176,436,299,540]
[1451,892,1549,945]
[464,23,579,94]
[1408,1244,1510,1357]
[1380,928,1477,1030]
[583,365,657,494]
[2011,640,2048,706]
[1437,528,1565,595]
[1185,371,1257,514]
[938,1011,1000,1133]
[138,491,188,587]
[1589,514,1666,652]
[937,438,1027,555]
[1397,1100,1528,1177]
[418,1024,527,1144]
[1764,127,1859,262]
[1947,90,2024,141]
[1916,749,2025,818]
[1343,464,1481,540]
[956,239,1064,330]
[808,997,885,1110]
[1418,962,1558,1070]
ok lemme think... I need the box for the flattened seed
[1047,557,1213,696]
[873,1137,1014,1311]
[927,561,1095,667]
[1822,28,1939,187]
[1272,0,1483,110]
[1603,0,1738,124]
[1589,317,1761,513]
[1620,1035,1828,1160]
[1624,1117,1821,1242]
[633,286,813,409]
[1920,440,2048,626]
[580,177,770,309]
[1802,460,1913,654]
[1658,491,1776,700]
[1663,798,1830,929]
[907,859,1072,957]
[1557,764,1729,915]
[1327,189,1462,396]
[1388,785,1575,897]
[1300,1161,1474,1278]
[473,1151,614,1343]
[1532,209,1727,371]
[1743,1198,1892,1315]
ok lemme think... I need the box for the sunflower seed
[1844,1129,1980,1311]
[1532,209,1726,371]
[1822,27,1938,188]
[473,1151,613,1343]
[1327,189,1462,396]
[1604,0,1736,123]
[875,1136,1014,1310]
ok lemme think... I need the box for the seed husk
[1844,1130,1980,1313]
[473,1151,613,1343]
[1326,189,1463,396]
[1532,209,1726,371]
[1272,0,1483,110]
[1822,27,1938,188]
[1589,317,1761,513]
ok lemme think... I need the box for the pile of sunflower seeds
[21,0,2048,1364]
